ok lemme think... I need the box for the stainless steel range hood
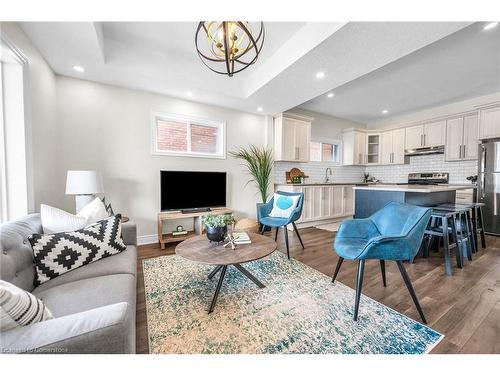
[405,145,444,156]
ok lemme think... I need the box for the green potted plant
[203,213,235,243]
[230,146,274,223]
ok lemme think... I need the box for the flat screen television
[160,171,227,211]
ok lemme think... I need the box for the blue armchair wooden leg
[380,260,387,287]
[396,261,427,324]
[260,225,266,235]
[283,227,290,260]
[274,227,279,242]
[292,222,305,249]
[354,260,365,321]
[331,257,344,283]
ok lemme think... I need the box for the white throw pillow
[269,193,300,218]
[41,204,87,234]
[77,197,109,224]
[0,280,53,332]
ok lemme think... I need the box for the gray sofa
[0,213,137,354]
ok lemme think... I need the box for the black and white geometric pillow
[29,215,126,286]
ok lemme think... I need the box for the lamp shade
[65,170,104,195]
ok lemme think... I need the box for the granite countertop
[352,184,476,193]
[275,182,365,186]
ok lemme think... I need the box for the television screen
[160,171,227,211]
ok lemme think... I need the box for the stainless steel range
[407,172,449,185]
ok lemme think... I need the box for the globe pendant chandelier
[195,21,265,77]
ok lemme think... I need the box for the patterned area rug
[143,252,443,354]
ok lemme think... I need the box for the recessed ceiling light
[185,91,193,97]
[327,92,334,98]
[315,71,325,79]
[73,65,84,73]
[483,22,498,31]
[257,107,263,112]
[382,109,389,114]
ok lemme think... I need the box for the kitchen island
[353,184,476,218]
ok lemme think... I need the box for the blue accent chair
[257,191,305,259]
[332,202,432,323]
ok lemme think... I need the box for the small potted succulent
[203,213,235,244]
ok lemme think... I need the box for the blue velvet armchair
[332,202,431,323]
[258,191,305,259]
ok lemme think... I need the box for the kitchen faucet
[325,167,332,183]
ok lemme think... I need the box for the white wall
[55,76,268,238]
[366,92,500,130]
[0,22,58,211]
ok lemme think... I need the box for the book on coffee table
[232,232,251,244]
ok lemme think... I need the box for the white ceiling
[299,23,500,123]
[19,21,478,118]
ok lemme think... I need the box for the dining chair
[332,202,431,323]
[257,191,304,260]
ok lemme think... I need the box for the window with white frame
[0,39,29,223]
[152,112,225,158]
[310,140,341,163]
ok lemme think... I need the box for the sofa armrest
[121,221,137,246]
[0,303,133,354]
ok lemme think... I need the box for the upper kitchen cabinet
[274,113,313,162]
[445,113,478,161]
[342,129,366,165]
[380,128,406,165]
[405,120,446,149]
[479,105,500,140]
[366,133,381,165]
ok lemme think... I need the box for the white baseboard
[137,234,158,246]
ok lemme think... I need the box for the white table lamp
[65,170,104,212]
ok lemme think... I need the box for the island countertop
[353,184,476,193]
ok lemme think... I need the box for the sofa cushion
[34,273,136,318]
[76,197,109,224]
[40,204,87,234]
[0,280,53,332]
[29,215,127,285]
[0,214,40,292]
[33,245,136,293]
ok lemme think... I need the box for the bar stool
[471,202,487,250]
[437,203,476,257]
[424,209,463,275]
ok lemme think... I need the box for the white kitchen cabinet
[276,184,355,226]
[405,121,445,149]
[445,114,478,161]
[274,113,312,162]
[405,125,424,149]
[445,117,464,161]
[463,114,479,159]
[424,120,446,147]
[343,186,354,216]
[392,128,406,164]
[366,133,381,164]
[342,129,366,165]
[380,128,406,165]
[479,105,500,140]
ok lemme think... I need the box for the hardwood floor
[136,228,500,354]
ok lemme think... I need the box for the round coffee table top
[175,233,277,266]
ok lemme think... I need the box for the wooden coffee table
[175,233,277,313]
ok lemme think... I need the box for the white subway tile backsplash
[366,154,477,184]
[275,154,477,185]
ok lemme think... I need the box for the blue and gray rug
[142,252,443,354]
